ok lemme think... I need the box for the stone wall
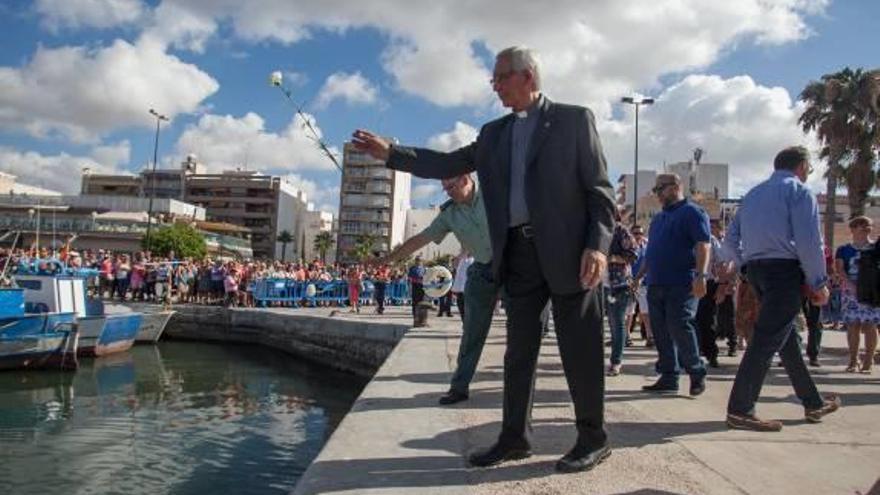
[162,305,409,377]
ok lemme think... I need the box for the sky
[0,0,877,214]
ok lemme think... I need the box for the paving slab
[286,306,878,494]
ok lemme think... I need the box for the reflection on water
[0,342,367,495]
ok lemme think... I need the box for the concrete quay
[291,307,880,495]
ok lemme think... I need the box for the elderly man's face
[441,175,473,204]
[492,55,533,111]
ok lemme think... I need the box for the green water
[0,342,367,494]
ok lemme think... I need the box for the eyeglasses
[652,183,675,194]
[489,70,520,85]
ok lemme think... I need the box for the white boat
[134,309,175,344]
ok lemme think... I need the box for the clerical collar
[515,94,543,119]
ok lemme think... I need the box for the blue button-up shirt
[723,169,827,290]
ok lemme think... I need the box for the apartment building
[336,142,411,262]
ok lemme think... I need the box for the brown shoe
[726,413,783,432]
[805,394,841,423]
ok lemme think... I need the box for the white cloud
[35,0,146,31]
[412,183,442,202]
[174,112,339,173]
[427,122,478,151]
[315,72,379,108]
[0,39,218,143]
[601,74,820,196]
[90,140,131,166]
[0,146,127,194]
[282,174,340,214]
[121,0,825,112]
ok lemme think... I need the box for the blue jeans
[606,286,631,365]
[727,260,824,415]
[647,285,706,385]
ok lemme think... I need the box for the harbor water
[0,342,367,494]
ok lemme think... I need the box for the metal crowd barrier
[252,278,411,307]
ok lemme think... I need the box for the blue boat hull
[0,313,79,371]
[80,313,141,357]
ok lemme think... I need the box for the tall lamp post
[620,96,654,225]
[146,108,169,248]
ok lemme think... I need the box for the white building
[617,170,657,207]
[667,161,729,200]
[404,207,462,261]
[0,172,63,196]
[275,179,310,261]
[337,142,411,262]
[301,209,335,263]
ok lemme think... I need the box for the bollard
[413,301,434,328]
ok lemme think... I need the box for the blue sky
[0,0,877,212]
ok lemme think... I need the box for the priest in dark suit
[352,45,616,473]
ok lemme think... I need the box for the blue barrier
[252,278,412,307]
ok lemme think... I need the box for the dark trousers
[727,260,824,415]
[374,282,386,314]
[695,280,720,361]
[499,229,606,450]
[454,291,466,322]
[411,283,424,315]
[802,299,822,359]
[450,262,499,394]
[717,292,737,351]
[438,292,453,316]
[647,285,706,383]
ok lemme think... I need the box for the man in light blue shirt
[723,146,840,431]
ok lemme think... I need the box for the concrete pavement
[293,306,879,495]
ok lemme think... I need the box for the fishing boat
[0,287,79,371]
[134,309,175,344]
[15,260,142,358]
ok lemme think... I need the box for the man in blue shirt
[635,174,710,396]
[723,146,840,431]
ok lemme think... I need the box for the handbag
[856,242,880,307]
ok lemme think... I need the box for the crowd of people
[1,246,421,310]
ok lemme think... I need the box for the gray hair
[496,46,542,91]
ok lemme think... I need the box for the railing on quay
[251,278,412,308]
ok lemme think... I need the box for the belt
[747,258,800,266]
[509,223,535,239]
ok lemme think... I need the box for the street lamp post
[620,96,654,225]
[146,108,169,248]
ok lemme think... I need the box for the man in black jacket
[352,46,616,473]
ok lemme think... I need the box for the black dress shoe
[642,381,679,394]
[708,357,720,368]
[690,376,706,396]
[555,444,611,473]
[438,390,468,405]
[468,441,531,467]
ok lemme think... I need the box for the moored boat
[134,309,175,344]
[15,265,142,358]
[0,288,79,371]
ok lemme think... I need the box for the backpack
[856,241,880,307]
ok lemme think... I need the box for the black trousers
[717,292,736,351]
[374,282,386,314]
[438,292,453,316]
[802,299,822,359]
[695,280,720,361]
[411,283,424,315]
[499,229,606,449]
[454,291,466,322]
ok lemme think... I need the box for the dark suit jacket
[387,97,616,294]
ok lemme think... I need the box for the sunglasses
[652,183,675,194]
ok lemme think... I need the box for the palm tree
[799,67,880,245]
[276,230,294,261]
[313,231,335,263]
[351,233,377,261]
